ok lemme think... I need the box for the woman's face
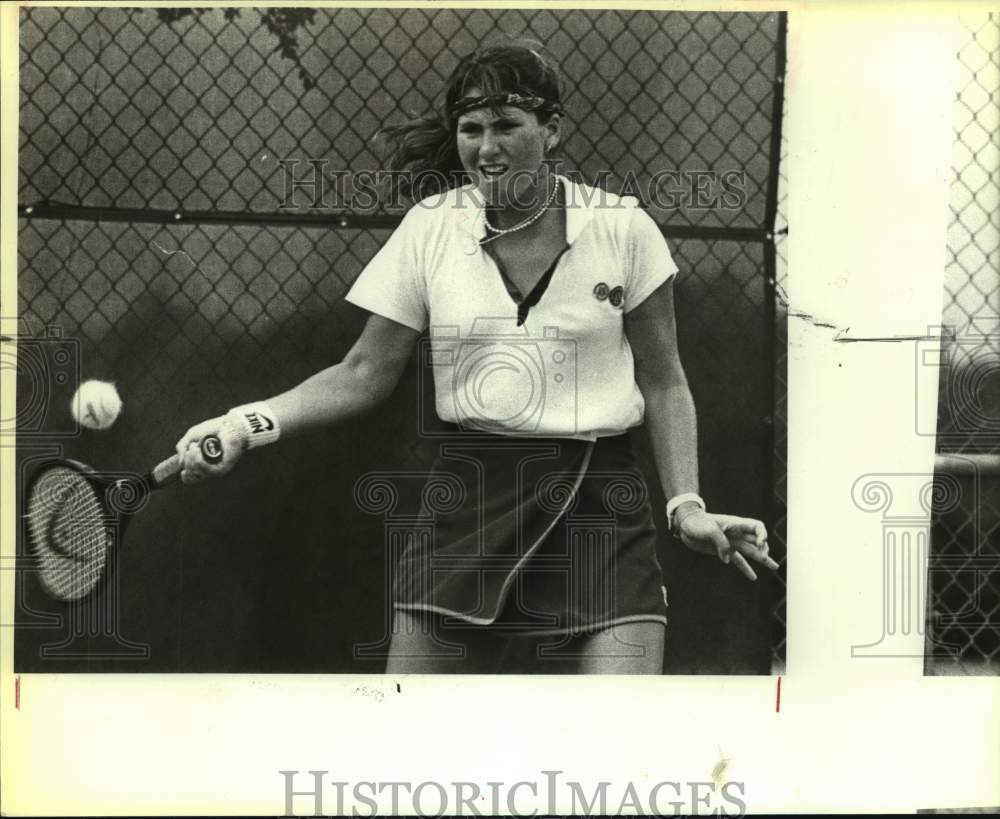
[455,93,560,207]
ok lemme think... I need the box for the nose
[479,129,501,160]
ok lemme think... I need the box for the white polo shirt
[345,176,678,440]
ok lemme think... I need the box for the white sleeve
[344,207,429,332]
[623,205,679,313]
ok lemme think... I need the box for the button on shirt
[344,176,679,440]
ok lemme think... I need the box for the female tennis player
[175,43,777,674]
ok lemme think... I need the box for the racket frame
[22,436,222,603]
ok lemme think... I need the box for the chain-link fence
[15,7,787,673]
[927,13,1000,675]
[771,97,788,674]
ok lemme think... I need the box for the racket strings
[27,467,110,600]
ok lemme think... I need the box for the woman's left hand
[678,512,779,581]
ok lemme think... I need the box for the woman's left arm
[625,281,778,581]
[624,281,699,505]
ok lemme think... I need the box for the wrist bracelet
[666,492,706,534]
[673,504,705,536]
[226,401,281,450]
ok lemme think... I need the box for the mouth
[479,164,509,180]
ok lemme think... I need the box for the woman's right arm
[268,313,421,436]
[175,313,421,482]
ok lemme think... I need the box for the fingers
[720,519,778,579]
[708,526,731,565]
[719,515,768,546]
[181,439,209,484]
[174,417,238,484]
[176,427,205,483]
[734,537,781,572]
[175,430,196,462]
[731,550,758,581]
[176,420,213,460]
[679,512,780,577]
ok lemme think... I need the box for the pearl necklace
[479,180,560,246]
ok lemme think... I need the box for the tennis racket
[24,435,224,602]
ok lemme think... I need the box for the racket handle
[150,435,225,488]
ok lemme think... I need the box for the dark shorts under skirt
[393,430,669,636]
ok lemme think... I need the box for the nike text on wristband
[665,492,706,534]
[226,401,281,449]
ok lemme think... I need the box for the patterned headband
[448,92,562,120]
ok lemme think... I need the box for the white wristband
[666,493,706,532]
[226,401,281,450]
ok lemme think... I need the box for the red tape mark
[15,675,20,710]
[775,676,782,713]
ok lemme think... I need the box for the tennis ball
[70,380,122,430]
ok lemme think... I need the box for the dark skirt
[393,430,669,636]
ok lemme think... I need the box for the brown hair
[379,42,564,201]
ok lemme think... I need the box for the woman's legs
[568,621,665,674]
[386,612,664,674]
[385,609,515,674]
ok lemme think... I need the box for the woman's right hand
[175,416,247,484]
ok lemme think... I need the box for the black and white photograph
[843,11,1000,679]
[920,11,999,677]
[3,2,999,816]
[12,6,787,675]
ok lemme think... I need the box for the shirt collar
[453,175,596,246]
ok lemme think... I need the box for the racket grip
[200,435,224,464]
[151,435,225,487]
